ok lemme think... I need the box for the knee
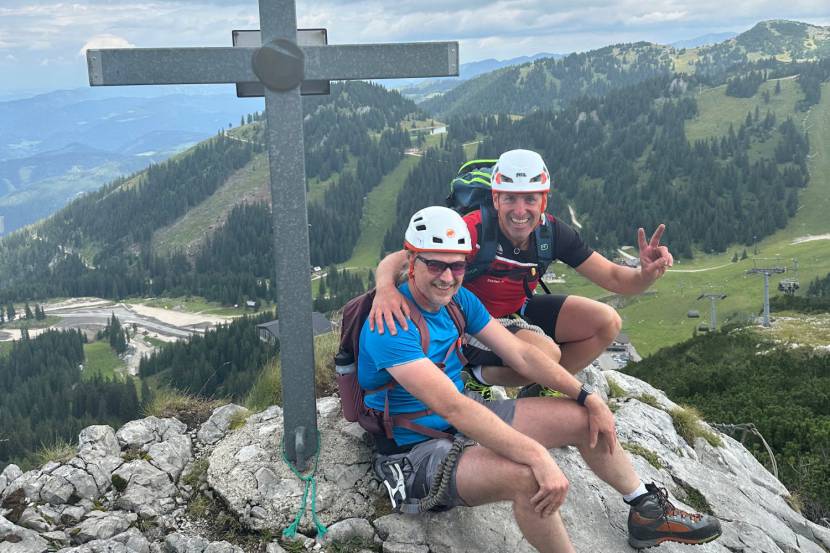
[600,306,622,340]
[510,464,541,502]
[540,335,562,363]
[521,330,561,362]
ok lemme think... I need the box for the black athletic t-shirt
[463,211,594,317]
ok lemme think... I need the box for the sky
[1,0,829,96]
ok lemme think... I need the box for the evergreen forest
[0,82,417,306]
[0,330,141,470]
[624,329,830,523]
[384,70,816,258]
[138,313,278,401]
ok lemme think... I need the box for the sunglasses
[416,255,467,277]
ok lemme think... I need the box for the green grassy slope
[82,341,126,381]
[685,77,801,142]
[345,133,444,269]
[345,154,421,269]
[601,82,830,355]
[152,153,269,257]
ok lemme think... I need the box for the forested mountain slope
[624,328,830,522]
[424,20,830,119]
[0,82,418,305]
[384,67,826,258]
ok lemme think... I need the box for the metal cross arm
[87,42,459,87]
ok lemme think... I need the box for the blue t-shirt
[358,283,491,446]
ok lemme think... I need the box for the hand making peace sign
[638,224,673,283]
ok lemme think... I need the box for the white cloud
[626,11,688,25]
[0,0,829,91]
[79,34,135,56]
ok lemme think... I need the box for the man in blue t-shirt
[358,206,721,551]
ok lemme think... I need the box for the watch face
[582,383,594,394]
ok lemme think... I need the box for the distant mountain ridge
[391,53,562,102]
[670,32,737,49]
[0,89,261,234]
[423,20,830,119]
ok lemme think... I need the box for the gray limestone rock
[196,405,249,446]
[78,427,121,462]
[576,364,609,402]
[41,530,70,548]
[208,399,376,533]
[71,511,137,544]
[2,469,44,503]
[59,506,88,526]
[147,436,192,481]
[264,543,286,553]
[17,507,51,533]
[0,515,49,553]
[163,533,209,553]
[0,465,23,497]
[202,386,830,553]
[382,543,429,553]
[202,542,242,553]
[112,461,177,518]
[57,528,149,553]
[321,518,375,544]
[602,369,679,411]
[117,418,187,452]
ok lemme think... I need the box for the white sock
[471,365,490,385]
[623,482,648,503]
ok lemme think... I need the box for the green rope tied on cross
[280,433,328,540]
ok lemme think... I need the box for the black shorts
[463,293,567,367]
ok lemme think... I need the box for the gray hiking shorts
[374,390,516,511]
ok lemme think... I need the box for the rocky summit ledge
[2,366,829,553]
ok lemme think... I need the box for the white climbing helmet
[491,149,551,193]
[404,206,472,254]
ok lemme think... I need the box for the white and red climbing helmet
[491,149,551,194]
[404,206,472,254]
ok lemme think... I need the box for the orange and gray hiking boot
[627,483,722,549]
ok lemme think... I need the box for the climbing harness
[374,437,474,514]
[280,434,328,540]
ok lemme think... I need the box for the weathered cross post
[86,0,458,469]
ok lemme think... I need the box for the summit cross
[86,0,459,469]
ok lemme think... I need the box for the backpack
[445,160,557,294]
[334,288,467,444]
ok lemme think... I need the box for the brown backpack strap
[403,296,430,353]
[376,295,466,442]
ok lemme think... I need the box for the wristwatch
[576,383,594,406]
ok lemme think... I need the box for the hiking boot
[517,383,565,399]
[627,483,722,549]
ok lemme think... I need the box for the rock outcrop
[2,367,829,553]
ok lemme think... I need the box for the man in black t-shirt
[370,149,673,389]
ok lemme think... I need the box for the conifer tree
[24,303,33,320]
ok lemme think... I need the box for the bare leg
[554,297,621,374]
[511,397,640,495]
[455,446,576,553]
[481,328,561,386]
